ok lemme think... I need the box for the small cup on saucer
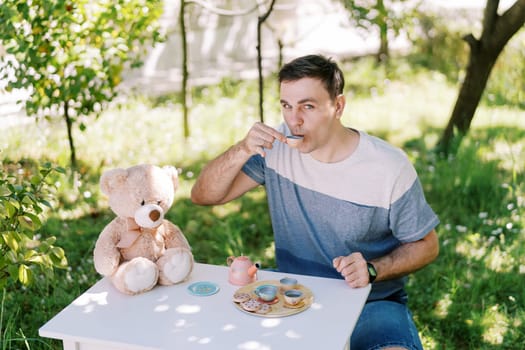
[279,277,298,292]
[284,289,304,306]
[254,284,278,302]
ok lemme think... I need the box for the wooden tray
[232,279,314,318]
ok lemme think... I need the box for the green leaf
[40,199,52,208]
[55,167,66,174]
[26,255,45,265]
[30,175,42,186]
[4,200,18,217]
[0,185,10,196]
[25,212,42,230]
[18,215,35,231]
[18,264,32,285]
[2,232,19,252]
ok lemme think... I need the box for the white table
[40,263,370,350]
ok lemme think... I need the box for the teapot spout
[248,263,259,277]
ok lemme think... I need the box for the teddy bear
[93,164,194,295]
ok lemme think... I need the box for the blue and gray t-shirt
[242,123,439,301]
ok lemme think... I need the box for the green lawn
[1,59,525,349]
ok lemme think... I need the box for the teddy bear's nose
[149,210,161,222]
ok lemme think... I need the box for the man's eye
[281,102,291,109]
[304,104,314,110]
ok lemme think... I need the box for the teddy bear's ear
[100,168,128,195]
[162,165,179,190]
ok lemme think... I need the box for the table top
[40,263,370,350]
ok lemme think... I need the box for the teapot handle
[226,256,235,266]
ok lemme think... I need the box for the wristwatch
[367,262,377,283]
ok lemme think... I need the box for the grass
[1,56,525,349]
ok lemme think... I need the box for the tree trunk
[376,0,389,63]
[257,0,276,123]
[437,0,525,154]
[257,19,264,123]
[180,0,190,138]
[63,104,77,169]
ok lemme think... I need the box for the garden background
[1,0,525,349]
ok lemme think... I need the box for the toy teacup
[286,135,304,148]
[254,284,278,302]
[279,277,298,291]
[284,289,304,305]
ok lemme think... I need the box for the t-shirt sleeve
[390,173,440,243]
[241,154,266,185]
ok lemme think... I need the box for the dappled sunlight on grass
[455,233,516,273]
[472,106,525,129]
[455,233,487,260]
[434,292,453,318]
[346,72,456,146]
[481,305,509,345]
[420,336,438,350]
[405,120,524,349]
[212,202,242,218]
[487,139,524,173]
[263,241,275,261]
[56,201,97,221]
[485,245,513,273]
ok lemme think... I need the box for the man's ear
[335,94,346,118]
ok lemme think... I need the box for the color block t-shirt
[242,124,439,300]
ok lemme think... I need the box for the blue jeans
[350,290,423,350]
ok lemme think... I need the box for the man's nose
[289,108,304,126]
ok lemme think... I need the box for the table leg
[62,340,79,350]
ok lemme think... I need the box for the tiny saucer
[188,281,220,296]
[283,300,306,309]
[257,296,280,305]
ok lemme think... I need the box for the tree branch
[462,33,479,52]
[185,0,268,16]
[481,0,500,38]
[258,0,277,22]
[492,0,525,45]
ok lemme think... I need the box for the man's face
[280,77,343,154]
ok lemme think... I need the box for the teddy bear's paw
[157,248,194,285]
[114,257,159,295]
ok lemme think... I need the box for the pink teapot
[227,255,259,286]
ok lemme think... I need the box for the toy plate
[233,280,313,317]
[187,281,220,296]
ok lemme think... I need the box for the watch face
[367,262,377,283]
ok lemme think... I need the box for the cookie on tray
[233,292,251,303]
[240,298,262,312]
[255,303,272,315]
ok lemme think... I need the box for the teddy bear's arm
[162,221,191,251]
[93,220,122,276]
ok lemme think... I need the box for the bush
[0,161,68,289]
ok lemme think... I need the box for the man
[191,54,439,350]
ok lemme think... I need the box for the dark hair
[278,54,345,100]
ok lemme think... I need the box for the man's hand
[332,230,439,289]
[333,253,369,288]
[241,122,286,157]
[191,122,285,205]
